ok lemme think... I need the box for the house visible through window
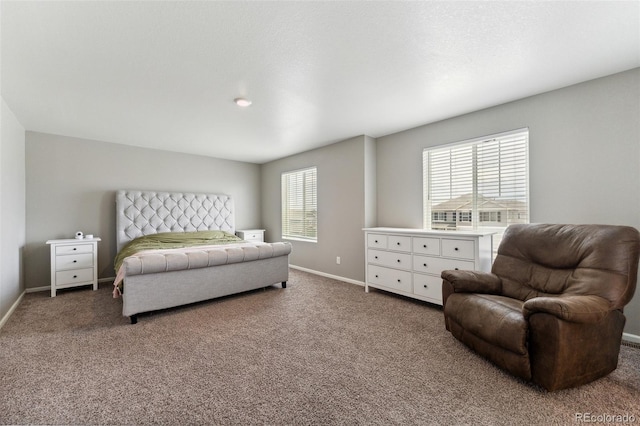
[423,128,529,251]
[282,167,318,242]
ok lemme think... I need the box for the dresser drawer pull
[397,279,401,283]
[73,260,77,263]
[423,263,427,267]
[423,284,428,289]
[423,244,427,248]
[455,268,459,270]
[454,247,459,251]
[375,275,379,278]
[73,275,77,278]
[375,240,379,243]
[73,248,77,251]
[375,256,378,259]
[396,242,401,246]
[396,259,401,263]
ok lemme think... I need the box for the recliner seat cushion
[445,293,527,355]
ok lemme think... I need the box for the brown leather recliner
[442,223,639,391]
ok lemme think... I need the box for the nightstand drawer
[236,230,265,242]
[56,268,94,286]
[55,253,93,271]
[55,244,94,255]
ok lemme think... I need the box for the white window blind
[423,129,529,234]
[282,167,317,241]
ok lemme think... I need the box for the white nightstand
[46,237,101,297]
[236,229,265,242]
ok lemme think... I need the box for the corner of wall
[0,96,27,323]
[364,135,377,228]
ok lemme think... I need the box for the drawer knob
[73,248,77,251]
[396,242,400,246]
[423,244,427,248]
[423,263,427,267]
[73,275,77,278]
[374,256,378,259]
[375,275,379,278]
[455,268,459,270]
[397,279,401,283]
[454,247,459,251]
[73,260,77,263]
[375,240,378,243]
[423,284,428,289]
[396,259,401,263]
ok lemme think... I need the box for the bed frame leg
[282,281,287,288]
[130,315,138,325]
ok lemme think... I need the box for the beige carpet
[1,269,639,425]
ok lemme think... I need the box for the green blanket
[114,230,243,273]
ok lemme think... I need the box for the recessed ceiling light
[234,98,252,107]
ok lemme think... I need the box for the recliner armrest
[441,270,502,294]
[523,295,612,323]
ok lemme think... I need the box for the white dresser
[46,238,101,297]
[363,228,493,305]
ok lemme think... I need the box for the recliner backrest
[491,224,639,309]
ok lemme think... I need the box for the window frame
[281,166,318,242]
[423,128,530,236]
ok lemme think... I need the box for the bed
[114,190,291,324]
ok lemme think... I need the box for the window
[423,129,529,243]
[282,167,317,241]
[479,211,502,222]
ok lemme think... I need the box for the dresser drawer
[368,249,412,270]
[412,255,475,275]
[55,268,94,286]
[387,235,412,253]
[368,265,412,293]
[367,234,388,249]
[413,237,440,256]
[55,244,94,255]
[441,239,475,260]
[413,274,442,303]
[55,253,93,271]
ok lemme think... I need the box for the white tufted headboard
[116,190,235,252]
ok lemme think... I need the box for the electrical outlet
[336,256,341,265]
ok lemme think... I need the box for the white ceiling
[2,1,639,164]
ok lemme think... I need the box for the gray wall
[1,98,26,322]
[376,68,640,335]
[25,132,262,289]
[261,135,374,282]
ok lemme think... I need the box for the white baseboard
[622,333,640,344]
[0,290,25,330]
[25,285,49,293]
[289,265,364,287]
